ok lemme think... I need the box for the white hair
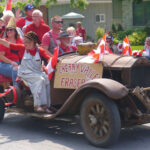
[2,10,14,19]
[32,9,43,17]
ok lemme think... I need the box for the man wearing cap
[53,31,77,56]
[42,16,62,56]
[25,9,50,42]
[16,4,34,29]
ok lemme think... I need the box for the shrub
[128,32,147,45]
[144,26,150,36]
[117,31,126,40]
[117,24,124,31]
[112,24,117,33]
[96,27,105,41]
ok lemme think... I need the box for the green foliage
[144,26,150,36]
[128,32,147,45]
[117,24,124,31]
[112,24,117,32]
[131,45,144,50]
[113,37,119,45]
[0,0,88,13]
[96,27,105,41]
[116,31,126,40]
[70,0,88,10]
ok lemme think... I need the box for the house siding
[122,0,133,29]
[48,2,112,40]
[112,0,122,25]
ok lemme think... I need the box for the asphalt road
[0,112,150,150]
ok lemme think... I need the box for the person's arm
[0,52,18,67]
[39,47,51,62]
[0,38,10,48]
[41,33,53,56]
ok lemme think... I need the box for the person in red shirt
[76,21,86,42]
[54,32,77,56]
[25,9,50,42]
[0,17,23,85]
[0,31,52,113]
[16,4,34,29]
[42,15,62,56]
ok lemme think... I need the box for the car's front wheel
[80,93,121,148]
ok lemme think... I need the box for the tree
[0,0,89,13]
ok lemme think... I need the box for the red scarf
[26,47,36,56]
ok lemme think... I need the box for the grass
[131,45,144,50]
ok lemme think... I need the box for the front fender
[82,78,129,99]
[54,78,129,116]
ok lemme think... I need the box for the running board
[6,107,55,119]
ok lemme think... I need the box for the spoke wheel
[80,93,121,147]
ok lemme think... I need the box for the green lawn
[131,45,144,50]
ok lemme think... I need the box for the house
[48,0,113,40]
[113,0,150,29]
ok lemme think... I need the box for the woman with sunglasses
[0,17,23,85]
[0,31,52,113]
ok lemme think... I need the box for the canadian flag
[122,36,132,56]
[89,34,109,61]
[3,0,11,14]
[46,49,58,80]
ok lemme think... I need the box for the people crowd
[0,4,85,113]
[0,3,149,113]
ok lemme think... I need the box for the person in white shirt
[66,26,83,46]
[143,37,150,58]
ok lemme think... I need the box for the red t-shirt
[25,22,50,42]
[0,38,23,62]
[54,43,77,55]
[9,43,50,61]
[16,16,32,29]
[76,27,86,41]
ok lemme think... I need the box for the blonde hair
[66,26,76,36]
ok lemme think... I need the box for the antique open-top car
[0,52,150,147]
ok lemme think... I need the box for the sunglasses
[55,21,63,24]
[6,28,14,32]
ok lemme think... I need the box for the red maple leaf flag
[3,0,11,14]
[88,34,107,61]
[46,49,58,80]
[122,36,132,56]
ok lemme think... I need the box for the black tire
[80,93,121,148]
[0,99,5,123]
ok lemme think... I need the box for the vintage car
[0,52,150,148]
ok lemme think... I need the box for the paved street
[0,112,150,150]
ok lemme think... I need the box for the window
[133,1,150,26]
[96,14,105,23]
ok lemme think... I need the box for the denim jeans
[0,61,19,85]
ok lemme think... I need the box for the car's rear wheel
[0,98,5,123]
[80,93,121,147]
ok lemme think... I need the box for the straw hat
[6,17,16,29]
